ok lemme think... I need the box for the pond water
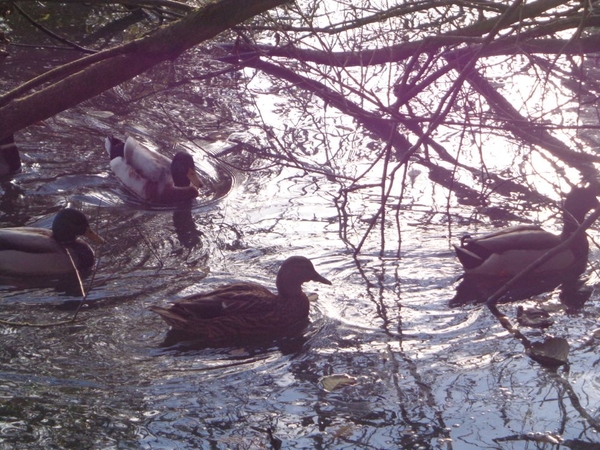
[2,7,600,450]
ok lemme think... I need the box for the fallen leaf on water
[307,293,319,302]
[526,337,569,367]
[318,374,358,392]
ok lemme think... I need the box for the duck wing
[151,282,278,322]
[455,225,575,275]
[123,137,172,182]
[0,228,92,275]
[0,228,59,253]
[463,225,561,253]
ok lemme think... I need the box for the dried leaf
[527,337,569,367]
[318,374,358,392]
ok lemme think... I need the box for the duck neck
[172,172,190,188]
[561,212,590,263]
[276,278,306,299]
[52,229,77,244]
[561,212,584,240]
[276,277,310,314]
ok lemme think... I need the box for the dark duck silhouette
[105,136,202,204]
[149,256,331,340]
[454,186,599,280]
[0,135,21,176]
[0,208,103,277]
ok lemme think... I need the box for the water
[2,7,600,450]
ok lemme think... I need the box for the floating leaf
[307,292,319,303]
[318,374,358,392]
[527,337,569,367]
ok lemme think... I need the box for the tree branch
[0,0,287,139]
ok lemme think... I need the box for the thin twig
[65,247,94,322]
[12,3,97,54]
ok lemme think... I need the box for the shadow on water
[157,327,311,357]
[0,272,90,297]
[156,317,313,354]
[450,273,593,311]
[172,208,203,251]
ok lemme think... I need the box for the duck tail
[453,245,484,270]
[105,136,125,160]
[148,305,190,329]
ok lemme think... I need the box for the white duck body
[105,136,201,204]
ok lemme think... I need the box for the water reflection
[172,208,202,250]
[0,272,88,297]
[450,273,592,311]
[158,327,310,355]
[0,135,21,176]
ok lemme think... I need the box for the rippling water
[2,18,600,450]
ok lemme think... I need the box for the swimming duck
[105,136,202,204]
[454,186,599,278]
[0,208,103,277]
[0,135,21,176]
[149,256,332,340]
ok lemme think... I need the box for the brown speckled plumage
[149,256,331,340]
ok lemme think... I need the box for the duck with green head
[0,208,103,277]
[105,136,202,204]
[149,256,332,341]
[454,186,600,279]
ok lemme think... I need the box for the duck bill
[187,169,203,188]
[313,274,332,285]
[84,227,104,244]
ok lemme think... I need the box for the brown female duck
[454,186,599,279]
[149,256,332,340]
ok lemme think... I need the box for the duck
[0,135,21,176]
[149,256,332,340]
[0,208,103,277]
[454,186,599,279]
[105,136,202,204]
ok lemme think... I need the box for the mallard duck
[149,256,332,340]
[0,208,103,277]
[454,186,599,278]
[105,136,202,204]
[0,135,21,176]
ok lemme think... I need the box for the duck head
[276,256,331,296]
[52,208,104,244]
[562,186,600,238]
[171,152,202,188]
